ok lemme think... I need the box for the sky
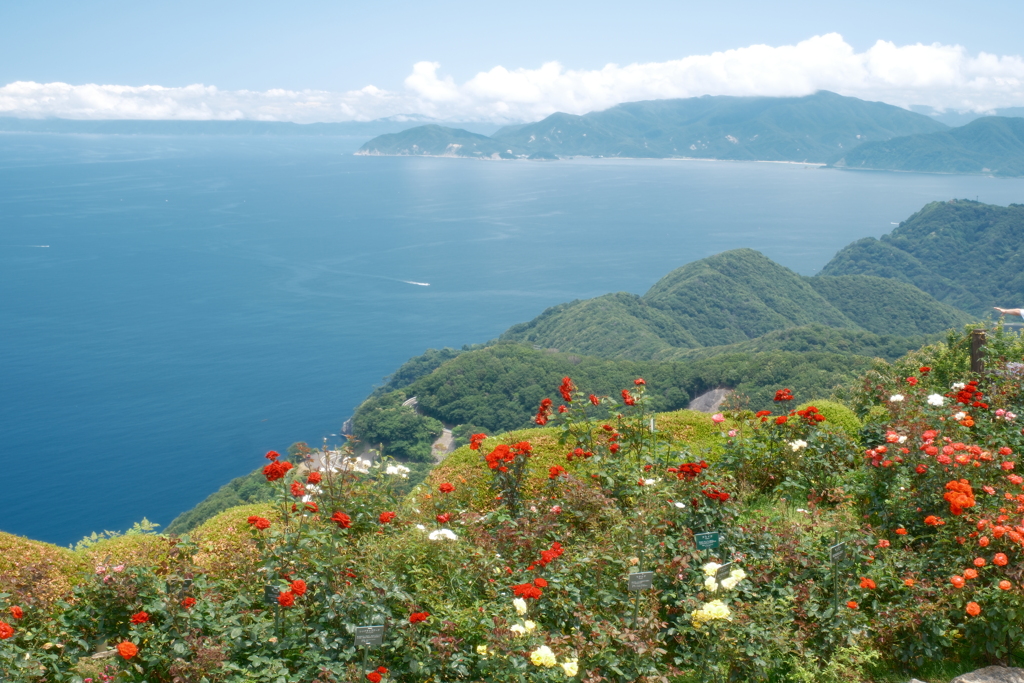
[2,0,1023,123]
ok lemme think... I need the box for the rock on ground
[948,666,1024,683]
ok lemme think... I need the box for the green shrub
[797,399,862,437]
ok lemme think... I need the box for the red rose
[278,591,295,607]
[859,577,876,590]
[0,622,13,639]
[379,511,396,524]
[634,378,646,385]
[9,607,23,620]
[307,472,322,484]
[290,481,306,497]
[534,577,548,587]
[995,553,1009,566]
[775,415,787,425]
[559,376,575,402]
[621,389,636,406]
[247,515,271,530]
[377,666,388,674]
[512,583,543,599]
[589,394,600,405]
[436,513,451,524]
[331,511,352,529]
[895,528,908,535]
[409,611,429,623]
[846,601,858,610]
[263,460,293,482]
[304,502,318,513]
[469,433,488,450]
[439,482,455,493]
[265,450,281,460]
[966,601,981,617]
[291,579,307,596]
[130,611,149,625]
[367,674,382,683]
[181,597,197,609]
[116,641,138,660]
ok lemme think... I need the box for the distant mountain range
[829,116,1024,176]
[359,91,945,162]
[357,92,1024,176]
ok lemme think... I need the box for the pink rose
[712,413,725,424]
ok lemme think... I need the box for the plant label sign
[694,531,721,550]
[263,585,279,605]
[355,625,385,648]
[829,542,847,564]
[714,562,733,585]
[627,571,654,591]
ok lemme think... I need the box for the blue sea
[3,132,1024,546]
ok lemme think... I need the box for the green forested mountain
[831,116,1024,176]
[806,274,972,335]
[492,91,944,161]
[357,91,945,161]
[501,249,970,358]
[502,250,853,356]
[356,124,514,158]
[353,340,889,437]
[821,200,1024,314]
[348,231,983,458]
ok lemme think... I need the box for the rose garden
[4,325,1024,682]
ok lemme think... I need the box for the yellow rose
[561,659,579,676]
[530,645,557,667]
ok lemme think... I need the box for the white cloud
[2,33,1023,123]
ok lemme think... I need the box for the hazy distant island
[357,91,1024,176]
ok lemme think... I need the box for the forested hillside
[822,200,1024,314]
[832,116,1024,176]
[352,340,891,437]
[502,249,971,357]
[358,91,945,160]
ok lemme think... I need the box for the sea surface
[3,132,1024,546]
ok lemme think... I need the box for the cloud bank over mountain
[3,34,1022,123]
